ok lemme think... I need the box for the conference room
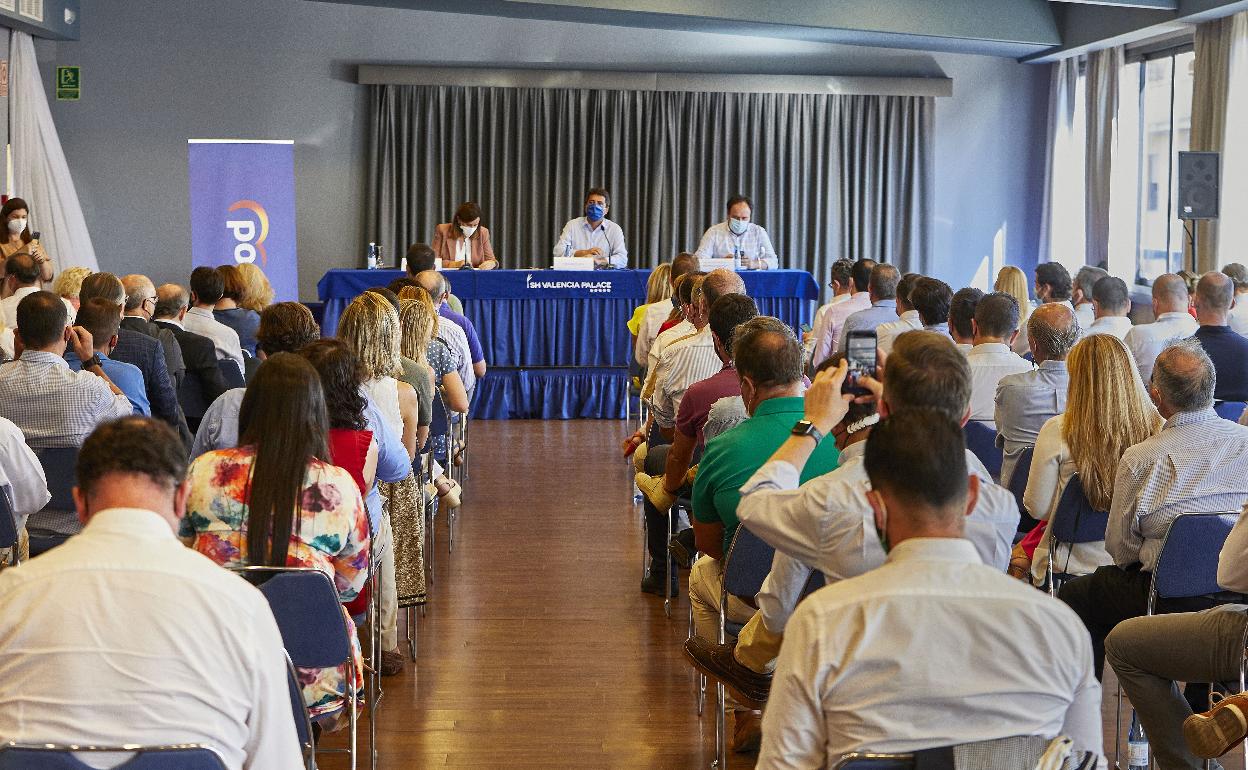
[5,1,1248,769]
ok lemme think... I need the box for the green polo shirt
[692,396,841,556]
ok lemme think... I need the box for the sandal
[434,476,462,509]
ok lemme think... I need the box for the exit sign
[55,65,78,100]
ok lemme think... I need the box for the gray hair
[1074,266,1109,299]
[1222,263,1248,292]
[1153,338,1216,413]
[1027,303,1080,360]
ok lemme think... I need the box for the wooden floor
[315,418,1245,770]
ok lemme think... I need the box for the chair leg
[714,682,726,769]
[664,507,673,618]
[406,605,417,661]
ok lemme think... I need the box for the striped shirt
[0,351,131,448]
[1124,311,1198,384]
[1107,407,1248,571]
[811,292,872,367]
[648,326,722,428]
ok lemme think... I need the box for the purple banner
[188,140,297,301]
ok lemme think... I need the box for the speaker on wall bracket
[1177,151,1220,221]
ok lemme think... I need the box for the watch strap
[791,419,825,446]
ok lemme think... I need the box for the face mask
[459,225,477,238]
[728,218,749,236]
[586,203,605,221]
[7,218,26,235]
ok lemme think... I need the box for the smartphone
[800,323,813,334]
[843,330,878,394]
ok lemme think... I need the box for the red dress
[328,428,373,617]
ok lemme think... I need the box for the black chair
[217,359,245,389]
[1007,446,1039,535]
[1044,474,1109,595]
[0,742,227,769]
[963,421,1002,482]
[243,354,260,384]
[0,489,17,565]
[28,447,79,557]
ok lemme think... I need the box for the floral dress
[181,446,370,729]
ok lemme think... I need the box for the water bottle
[564,241,572,259]
[1127,711,1149,769]
[366,242,379,270]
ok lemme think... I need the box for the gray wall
[34,0,1047,299]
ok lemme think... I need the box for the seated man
[1106,505,1248,770]
[947,286,983,352]
[0,252,74,327]
[835,263,900,354]
[405,242,463,313]
[810,259,873,367]
[1125,273,1198,383]
[183,266,246,371]
[0,415,49,564]
[1191,271,1248,403]
[151,283,231,433]
[908,276,953,336]
[1072,265,1109,330]
[73,298,151,416]
[0,417,302,768]
[1059,339,1248,679]
[414,269,486,389]
[1086,275,1133,340]
[966,292,1031,428]
[874,272,923,356]
[687,331,1021,709]
[995,302,1077,486]
[120,274,186,392]
[687,317,841,750]
[757,409,1101,766]
[1221,262,1248,336]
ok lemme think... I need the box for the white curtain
[1085,47,1123,270]
[9,30,96,273]
[1039,58,1087,274]
[1219,12,1248,267]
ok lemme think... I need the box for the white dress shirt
[1074,302,1095,330]
[0,285,76,329]
[1086,315,1133,340]
[0,507,303,770]
[757,538,1102,768]
[183,306,245,371]
[694,221,779,270]
[875,310,924,355]
[966,342,1034,428]
[0,416,49,530]
[636,299,676,367]
[1022,414,1114,584]
[553,217,628,268]
[1107,407,1248,571]
[1229,296,1248,337]
[739,441,1021,634]
[994,360,1070,487]
[811,292,872,367]
[647,326,720,428]
[1124,311,1198,384]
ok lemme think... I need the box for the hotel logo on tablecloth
[525,273,613,293]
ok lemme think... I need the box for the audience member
[120,274,186,391]
[0,414,49,563]
[50,265,91,311]
[1072,265,1109,329]
[0,417,303,768]
[182,354,369,730]
[644,271,705,382]
[638,254,698,364]
[414,269,486,387]
[836,262,900,353]
[1124,273,1198,383]
[183,266,246,372]
[1035,261,1076,311]
[947,286,983,352]
[404,242,464,314]
[874,272,923,355]
[1014,334,1161,586]
[2,252,74,327]
[908,276,953,336]
[995,302,1078,486]
[74,298,150,416]
[966,292,1031,428]
[152,283,230,433]
[630,262,672,365]
[1222,262,1248,336]
[995,265,1035,356]
[809,258,871,366]
[1086,275,1133,340]
[756,409,1101,766]
[236,263,275,312]
[1058,339,1248,678]
[214,264,261,357]
[687,317,841,750]
[1191,270,1248,403]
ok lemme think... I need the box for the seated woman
[1013,333,1161,586]
[236,262,276,313]
[431,201,497,270]
[51,266,92,313]
[214,264,261,356]
[181,352,370,730]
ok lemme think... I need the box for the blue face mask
[729,218,749,236]
[586,203,605,221]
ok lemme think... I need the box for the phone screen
[846,332,877,379]
[800,323,813,334]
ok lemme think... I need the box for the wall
[34,0,1047,299]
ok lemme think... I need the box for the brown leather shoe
[683,636,771,709]
[731,709,763,753]
[1185,692,1248,758]
[380,649,405,676]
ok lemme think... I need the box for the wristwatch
[83,354,104,370]
[791,419,824,446]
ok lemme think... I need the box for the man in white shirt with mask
[1124,273,1198,383]
[695,195,779,271]
[553,187,628,269]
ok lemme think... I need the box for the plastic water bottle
[366,242,379,270]
[564,242,571,259]
[1127,711,1149,769]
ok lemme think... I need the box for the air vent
[18,0,41,22]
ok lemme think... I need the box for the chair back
[283,651,314,759]
[422,388,451,456]
[0,743,227,769]
[1149,512,1238,610]
[217,359,245,389]
[34,447,77,513]
[1007,446,1036,532]
[1215,401,1247,422]
[242,355,260,384]
[963,421,1002,480]
[832,754,913,769]
[1049,475,1109,545]
[232,566,352,669]
[721,525,775,599]
[0,488,16,552]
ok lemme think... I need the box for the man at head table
[553,187,628,269]
[694,195,779,271]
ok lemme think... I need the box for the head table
[317,268,819,419]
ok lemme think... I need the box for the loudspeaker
[1177,151,1220,220]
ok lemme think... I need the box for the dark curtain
[367,85,932,286]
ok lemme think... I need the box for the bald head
[1194,271,1234,325]
[4,252,38,287]
[1152,273,1190,315]
[414,270,449,305]
[700,268,746,308]
[1027,302,1080,363]
[1152,339,1215,416]
[121,274,156,314]
[153,283,190,321]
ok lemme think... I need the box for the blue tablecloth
[317,268,818,417]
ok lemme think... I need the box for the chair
[0,742,226,769]
[218,359,245,389]
[242,354,260,384]
[710,526,775,769]
[0,489,18,566]
[1044,474,1109,595]
[423,388,458,553]
[963,421,1002,482]
[231,567,359,770]
[1006,446,1038,535]
[28,447,79,557]
[1215,401,1247,422]
[282,651,315,769]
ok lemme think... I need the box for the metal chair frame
[830,752,914,769]
[0,741,228,769]
[0,489,19,567]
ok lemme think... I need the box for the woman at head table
[431,201,497,270]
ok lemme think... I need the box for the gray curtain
[366,85,932,284]
[1085,46,1122,270]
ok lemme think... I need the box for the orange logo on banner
[226,199,269,265]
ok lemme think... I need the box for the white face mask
[459,225,477,238]
[8,218,27,235]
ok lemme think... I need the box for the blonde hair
[397,285,440,338]
[51,266,92,300]
[995,266,1032,330]
[398,296,438,368]
[236,263,275,312]
[1063,334,1162,510]
[337,292,401,381]
[646,264,673,305]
